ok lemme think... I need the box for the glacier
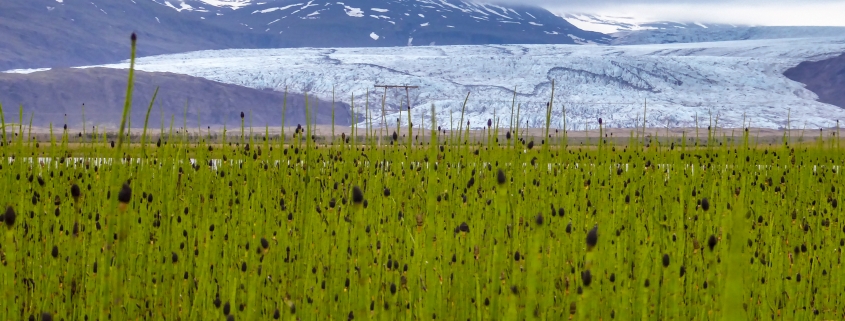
[44,36,845,129]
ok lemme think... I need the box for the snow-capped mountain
[560,13,845,45]
[610,26,845,45]
[146,0,610,47]
[561,13,731,34]
[62,36,845,130]
[0,0,267,71]
[0,0,608,70]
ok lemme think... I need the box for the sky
[506,0,845,26]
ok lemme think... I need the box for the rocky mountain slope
[784,53,845,110]
[0,0,607,71]
[0,67,352,128]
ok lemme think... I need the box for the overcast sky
[506,0,845,26]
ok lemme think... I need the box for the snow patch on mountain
[299,1,317,10]
[164,1,194,12]
[253,4,300,14]
[561,13,663,34]
[195,0,253,9]
[344,5,363,17]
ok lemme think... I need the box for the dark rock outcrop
[784,53,845,109]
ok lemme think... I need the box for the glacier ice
[71,36,845,130]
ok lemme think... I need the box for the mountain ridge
[0,0,608,71]
[559,13,845,45]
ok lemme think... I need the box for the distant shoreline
[4,125,840,146]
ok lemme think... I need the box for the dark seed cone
[707,235,718,251]
[662,254,670,267]
[497,169,507,185]
[581,270,592,287]
[535,214,544,226]
[130,32,137,42]
[71,184,81,200]
[172,252,178,264]
[700,198,710,211]
[240,112,245,119]
[118,183,132,204]
[261,237,269,249]
[51,245,59,258]
[41,312,53,321]
[4,206,15,227]
[273,309,280,319]
[459,222,469,233]
[351,186,364,204]
[586,225,598,250]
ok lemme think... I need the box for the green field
[1,115,844,320]
[2,34,844,321]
